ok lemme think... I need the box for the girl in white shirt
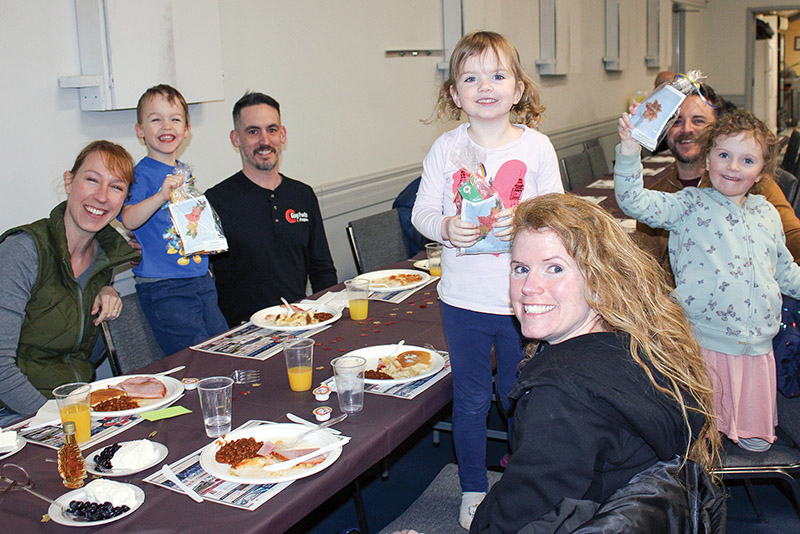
[411,30,562,529]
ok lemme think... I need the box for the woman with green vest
[0,141,140,426]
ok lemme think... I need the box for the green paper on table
[141,405,192,421]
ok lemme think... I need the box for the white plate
[48,483,145,527]
[413,259,429,272]
[354,269,432,292]
[250,303,342,332]
[0,435,26,460]
[85,441,168,477]
[199,423,343,484]
[343,345,445,385]
[89,375,184,417]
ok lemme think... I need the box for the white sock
[460,491,486,530]
[737,437,772,452]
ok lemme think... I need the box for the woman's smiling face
[510,228,601,343]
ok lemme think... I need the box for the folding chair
[774,168,799,206]
[560,152,594,191]
[346,209,410,274]
[585,144,610,179]
[101,293,165,375]
[711,393,800,522]
[782,129,800,175]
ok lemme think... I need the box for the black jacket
[471,332,709,534]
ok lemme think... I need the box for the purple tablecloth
[0,274,450,533]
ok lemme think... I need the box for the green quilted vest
[0,202,139,400]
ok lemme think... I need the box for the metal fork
[231,369,261,384]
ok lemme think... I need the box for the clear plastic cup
[53,382,91,444]
[425,243,442,277]
[345,279,370,320]
[331,356,366,413]
[197,376,234,438]
[284,338,314,391]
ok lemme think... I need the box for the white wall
[1,0,715,281]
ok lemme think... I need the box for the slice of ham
[114,376,167,399]
[272,448,324,464]
[256,441,276,457]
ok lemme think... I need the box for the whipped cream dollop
[0,429,17,452]
[112,440,159,470]
[84,479,137,508]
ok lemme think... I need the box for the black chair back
[101,293,165,375]
[560,152,594,191]
[782,129,800,175]
[774,168,799,205]
[346,209,410,274]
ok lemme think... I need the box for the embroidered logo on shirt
[285,209,309,223]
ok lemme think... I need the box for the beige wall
[704,0,800,98]
[787,17,800,74]
[0,0,707,241]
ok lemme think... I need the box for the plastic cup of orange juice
[345,279,370,320]
[284,338,315,392]
[425,243,442,277]
[53,382,92,444]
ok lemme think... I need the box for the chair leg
[779,472,800,522]
[432,429,440,446]
[352,477,370,534]
[743,479,767,523]
[381,457,389,480]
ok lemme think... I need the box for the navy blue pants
[441,301,524,492]
[136,273,229,355]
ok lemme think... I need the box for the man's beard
[245,146,279,171]
[668,135,702,165]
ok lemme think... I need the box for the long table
[570,154,675,219]
[1,271,449,533]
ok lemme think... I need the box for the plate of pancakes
[89,375,184,417]
[341,344,445,385]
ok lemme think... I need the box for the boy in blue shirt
[121,84,228,354]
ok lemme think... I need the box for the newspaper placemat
[576,195,607,206]
[367,276,439,304]
[10,413,147,450]
[642,166,666,176]
[143,419,291,511]
[586,179,614,189]
[322,353,451,400]
[191,322,331,360]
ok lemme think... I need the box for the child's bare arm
[120,174,184,230]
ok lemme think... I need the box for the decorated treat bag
[166,163,228,255]
[629,69,706,151]
[451,144,510,255]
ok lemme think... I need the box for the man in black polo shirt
[206,92,337,326]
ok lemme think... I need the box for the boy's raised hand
[159,173,185,202]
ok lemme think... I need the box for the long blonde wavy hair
[512,194,720,471]
[427,31,545,128]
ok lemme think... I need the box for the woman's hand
[492,206,516,241]
[92,286,122,325]
[618,104,640,156]
[442,215,480,248]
